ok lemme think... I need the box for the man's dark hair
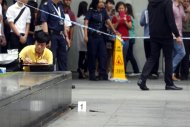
[89,0,99,10]
[35,31,50,44]
[106,0,115,5]
[115,1,126,12]
[27,1,38,14]
[77,1,88,17]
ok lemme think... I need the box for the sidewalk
[47,76,190,127]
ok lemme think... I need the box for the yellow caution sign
[110,36,128,82]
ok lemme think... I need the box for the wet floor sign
[110,36,128,82]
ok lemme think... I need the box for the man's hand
[19,35,27,44]
[176,36,182,44]
[36,59,48,64]
[23,57,32,64]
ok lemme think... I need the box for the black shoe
[137,79,149,91]
[165,85,183,90]
[148,73,159,79]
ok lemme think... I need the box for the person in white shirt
[75,1,88,79]
[64,13,72,47]
[6,0,31,52]
[64,13,72,30]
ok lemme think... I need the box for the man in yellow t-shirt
[19,31,53,71]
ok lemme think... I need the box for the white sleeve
[26,7,31,23]
[0,5,2,15]
[6,6,14,22]
[64,14,72,27]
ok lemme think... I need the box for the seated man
[19,31,53,71]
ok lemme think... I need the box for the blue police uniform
[41,0,67,71]
[85,8,109,80]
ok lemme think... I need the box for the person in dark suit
[137,0,183,90]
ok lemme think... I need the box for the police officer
[41,0,70,71]
[84,0,117,81]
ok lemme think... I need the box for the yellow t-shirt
[19,45,53,71]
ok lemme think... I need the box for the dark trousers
[26,34,35,45]
[1,44,8,53]
[175,32,190,78]
[106,42,114,73]
[10,33,27,52]
[126,39,140,73]
[144,39,159,74]
[1,23,11,53]
[78,51,88,72]
[123,40,129,73]
[51,34,67,71]
[180,32,190,78]
[141,38,174,86]
[87,35,107,78]
[0,36,9,53]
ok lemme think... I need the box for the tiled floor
[47,76,190,127]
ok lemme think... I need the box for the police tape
[18,0,190,40]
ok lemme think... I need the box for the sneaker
[128,73,141,76]
[148,73,159,79]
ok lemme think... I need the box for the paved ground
[47,75,190,127]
